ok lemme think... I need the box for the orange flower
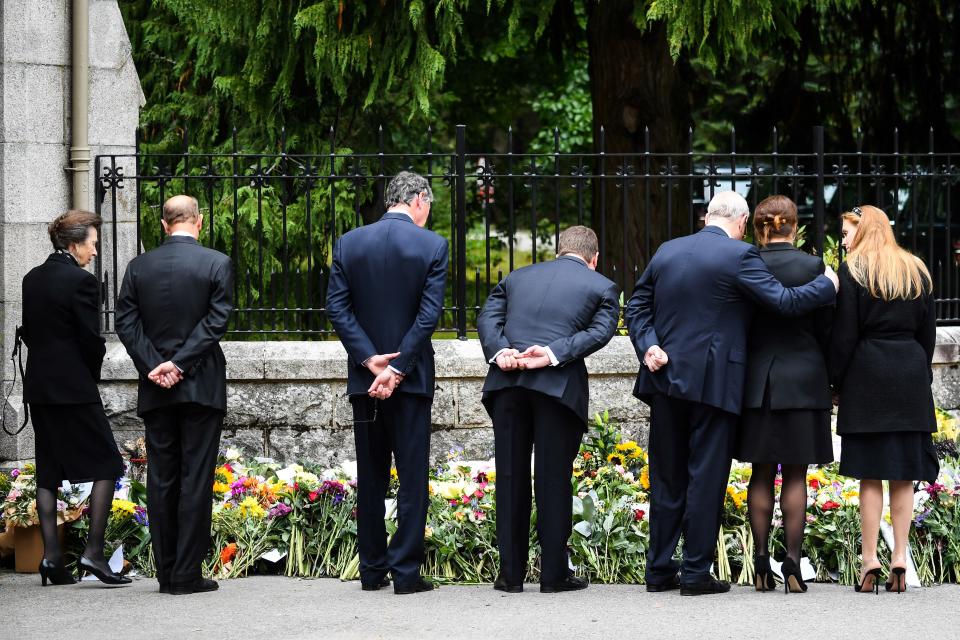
[220,542,238,565]
[582,452,593,461]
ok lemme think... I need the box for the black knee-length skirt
[735,392,834,465]
[31,403,124,489]
[840,431,939,482]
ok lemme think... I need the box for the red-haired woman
[830,205,938,594]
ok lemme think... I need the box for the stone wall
[37,327,950,467]
[95,337,647,468]
[0,0,143,461]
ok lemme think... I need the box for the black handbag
[1,326,29,436]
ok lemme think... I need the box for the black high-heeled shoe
[854,567,882,594]
[78,556,132,585]
[39,558,77,586]
[780,557,807,593]
[753,555,775,592]
[885,566,907,594]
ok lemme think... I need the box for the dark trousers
[352,393,431,587]
[646,394,735,584]
[143,403,223,587]
[489,387,584,585]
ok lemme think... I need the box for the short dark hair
[48,210,101,250]
[162,195,200,225]
[384,171,432,208]
[558,225,599,260]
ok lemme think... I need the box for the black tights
[37,479,114,564]
[748,463,808,562]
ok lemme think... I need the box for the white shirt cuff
[387,365,402,375]
[489,348,510,364]
[544,346,559,367]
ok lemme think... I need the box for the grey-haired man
[327,171,448,594]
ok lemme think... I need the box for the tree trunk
[587,3,692,295]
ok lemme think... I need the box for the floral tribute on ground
[2,410,960,585]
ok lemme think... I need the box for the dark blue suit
[625,225,835,585]
[478,255,619,585]
[326,211,448,588]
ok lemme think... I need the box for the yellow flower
[606,453,625,466]
[486,471,496,483]
[390,467,399,481]
[213,481,230,495]
[424,526,434,539]
[726,486,745,510]
[639,465,650,490]
[111,499,137,517]
[239,496,265,519]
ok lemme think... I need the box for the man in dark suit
[625,191,839,595]
[326,171,448,595]
[115,195,233,596]
[477,226,619,593]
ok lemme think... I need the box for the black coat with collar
[742,242,833,410]
[477,255,620,423]
[326,211,449,398]
[115,235,234,415]
[22,253,106,404]
[626,226,836,416]
[828,261,937,434]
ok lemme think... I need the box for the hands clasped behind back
[366,352,404,400]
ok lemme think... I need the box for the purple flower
[10,469,19,478]
[925,482,946,497]
[267,502,292,519]
[56,500,67,512]
[133,506,148,526]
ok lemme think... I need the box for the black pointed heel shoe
[885,566,907,594]
[854,567,882,594]
[780,557,807,593]
[754,555,776,592]
[39,559,77,586]
[78,556,132,585]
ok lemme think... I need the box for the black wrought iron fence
[94,125,960,338]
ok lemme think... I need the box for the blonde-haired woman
[830,205,938,595]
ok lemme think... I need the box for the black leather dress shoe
[169,578,219,595]
[493,575,523,593]
[540,575,588,593]
[680,577,730,596]
[361,576,392,591]
[394,577,434,595]
[646,575,681,592]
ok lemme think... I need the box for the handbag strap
[2,326,29,437]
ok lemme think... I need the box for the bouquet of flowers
[1,464,86,528]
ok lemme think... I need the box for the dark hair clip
[851,206,863,217]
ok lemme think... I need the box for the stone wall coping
[100,327,960,382]
[101,335,642,381]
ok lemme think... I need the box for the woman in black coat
[736,195,834,594]
[21,211,129,586]
[830,205,938,595]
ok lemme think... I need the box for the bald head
[161,194,202,238]
[163,195,200,226]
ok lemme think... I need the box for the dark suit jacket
[326,211,449,398]
[829,261,936,434]
[477,255,620,423]
[22,253,106,404]
[115,236,234,415]
[743,242,833,410]
[625,225,836,416]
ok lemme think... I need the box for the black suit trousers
[144,403,223,586]
[646,395,735,584]
[351,393,431,587]
[489,387,584,585]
